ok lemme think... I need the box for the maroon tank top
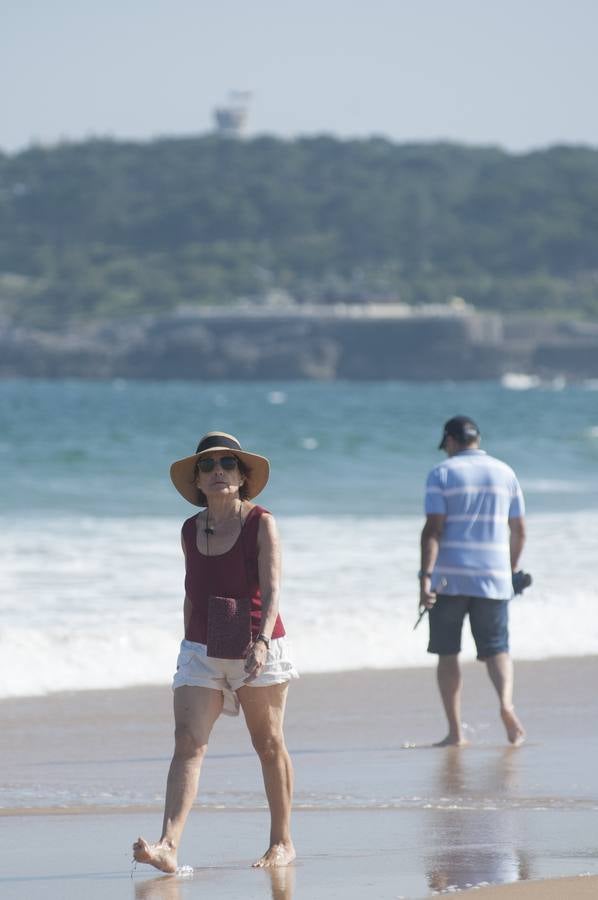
[182,504,286,644]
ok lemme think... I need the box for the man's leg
[428,596,468,746]
[435,654,468,746]
[237,682,295,867]
[133,685,223,872]
[470,599,525,746]
[484,652,525,745]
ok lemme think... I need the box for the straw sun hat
[170,431,270,506]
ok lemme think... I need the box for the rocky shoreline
[2,307,598,380]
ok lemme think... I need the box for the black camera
[512,570,532,595]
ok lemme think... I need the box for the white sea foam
[501,373,541,390]
[0,512,597,698]
[267,390,287,405]
[300,437,319,450]
[522,479,591,494]
[500,373,568,391]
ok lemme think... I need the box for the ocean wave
[522,479,592,494]
[0,512,597,697]
[501,373,567,391]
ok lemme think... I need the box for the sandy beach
[1,656,597,899]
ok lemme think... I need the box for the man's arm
[419,514,446,609]
[508,516,526,571]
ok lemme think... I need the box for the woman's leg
[237,682,295,867]
[133,685,223,872]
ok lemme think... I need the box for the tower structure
[213,92,251,137]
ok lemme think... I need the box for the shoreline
[1,650,597,705]
[2,656,597,898]
[2,309,598,381]
[3,812,597,899]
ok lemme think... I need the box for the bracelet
[255,633,270,649]
[418,570,432,579]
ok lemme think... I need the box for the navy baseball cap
[438,415,480,449]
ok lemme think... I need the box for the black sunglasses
[197,455,239,473]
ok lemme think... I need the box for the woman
[133,431,298,872]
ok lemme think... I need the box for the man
[419,416,526,746]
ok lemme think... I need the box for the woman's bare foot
[252,841,296,868]
[132,837,178,873]
[433,734,469,747]
[501,707,526,745]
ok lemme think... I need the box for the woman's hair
[195,456,251,507]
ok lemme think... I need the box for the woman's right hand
[243,639,268,681]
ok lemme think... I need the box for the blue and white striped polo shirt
[424,449,525,599]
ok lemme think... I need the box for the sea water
[1,379,597,698]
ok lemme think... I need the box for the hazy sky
[2,0,597,154]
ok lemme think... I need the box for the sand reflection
[133,865,295,900]
[267,866,296,900]
[134,875,179,900]
[424,747,532,893]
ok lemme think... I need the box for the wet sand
[1,656,597,899]
[471,875,598,898]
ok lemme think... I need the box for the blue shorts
[427,595,509,660]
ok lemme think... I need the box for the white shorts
[172,637,299,717]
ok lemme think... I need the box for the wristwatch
[418,570,432,579]
[255,633,270,649]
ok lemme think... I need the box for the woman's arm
[244,512,281,677]
[256,513,281,639]
[181,531,190,634]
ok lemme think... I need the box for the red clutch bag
[206,595,252,659]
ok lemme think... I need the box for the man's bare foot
[252,841,296,868]
[501,707,526,745]
[433,734,469,747]
[132,837,177,874]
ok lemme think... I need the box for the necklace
[204,501,243,534]
[204,503,244,553]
